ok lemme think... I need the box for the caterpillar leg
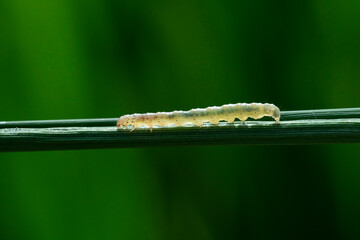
[240,118,247,123]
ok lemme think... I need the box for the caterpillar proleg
[117,103,280,132]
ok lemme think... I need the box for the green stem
[0,108,359,152]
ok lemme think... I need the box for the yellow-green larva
[117,103,280,132]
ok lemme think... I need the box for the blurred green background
[1,0,360,239]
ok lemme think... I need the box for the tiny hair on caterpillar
[117,103,280,132]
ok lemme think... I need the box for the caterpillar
[117,103,280,132]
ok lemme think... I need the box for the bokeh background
[1,0,360,239]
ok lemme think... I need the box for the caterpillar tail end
[273,106,281,124]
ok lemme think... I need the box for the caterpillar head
[117,115,133,128]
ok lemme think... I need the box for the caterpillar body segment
[117,103,280,132]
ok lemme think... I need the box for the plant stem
[0,116,359,152]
